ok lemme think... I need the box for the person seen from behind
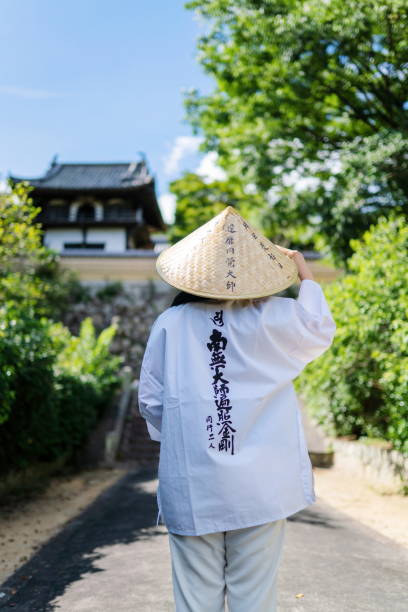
[138,206,336,611]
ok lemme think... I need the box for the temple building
[9,155,166,254]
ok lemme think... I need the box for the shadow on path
[0,465,159,611]
[288,505,339,528]
[2,465,408,612]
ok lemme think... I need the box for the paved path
[1,465,407,612]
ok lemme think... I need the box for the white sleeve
[286,279,336,363]
[137,319,166,442]
[259,279,336,365]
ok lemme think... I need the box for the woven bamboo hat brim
[156,206,299,299]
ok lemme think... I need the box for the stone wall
[329,437,408,495]
[62,279,176,378]
[60,279,314,382]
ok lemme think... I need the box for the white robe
[138,279,336,535]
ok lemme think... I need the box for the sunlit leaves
[296,214,408,454]
[168,172,264,243]
[182,0,408,262]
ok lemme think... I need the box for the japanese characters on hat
[155,206,299,299]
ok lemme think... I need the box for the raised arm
[259,247,336,366]
[287,277,336,364]
[274,245,315,282]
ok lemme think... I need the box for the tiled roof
[9,156,167,230]
[9,159,153,190]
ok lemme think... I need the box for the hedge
[295,214,408,455]
[0,182,123,475]
[0,314,122,473]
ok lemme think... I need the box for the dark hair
[170,291,218,307]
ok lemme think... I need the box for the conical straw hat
[156,206,298,299]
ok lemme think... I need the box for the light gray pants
[168,518,287,612]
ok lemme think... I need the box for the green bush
[0,316,122,473]
[0,182,122,475]
[50,317,122,395]
[0,304,55,427]
[95,281,123,301]
[295,214,408,454]
[0,180,84,320]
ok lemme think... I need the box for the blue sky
[0,0,224,223]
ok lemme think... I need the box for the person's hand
[274,245,300,259]
[275,245,315,281]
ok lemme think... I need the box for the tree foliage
[168,172,265,243]
[295,214,408,454]
[182,0,408,263]
[0,180,83,318]
[0,182,122,473]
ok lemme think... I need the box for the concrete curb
[328,437,407,494]
[307,412,407,494]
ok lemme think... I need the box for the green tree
[295,214,408,454]
[182,0,408,263]
[168,172,264,243]
[0,181,60,425]
[0,180,81,318]
[0,182,121,471]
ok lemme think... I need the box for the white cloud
[158,192,177,224]
[0,85,65,99]
[163,135,203,176]
[0,179,9,194]
[195,151,226,183]
[160,147,228,225]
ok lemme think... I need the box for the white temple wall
[44,228,126,252]
[86,228,126,251]
[45,229,83,251]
